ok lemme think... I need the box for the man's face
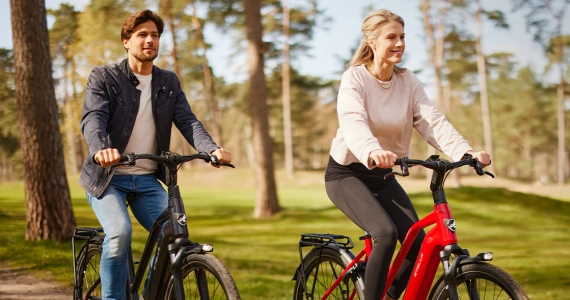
[123,20,160,62]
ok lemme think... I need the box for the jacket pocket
[157,90,173,112]
[111,86,127,109]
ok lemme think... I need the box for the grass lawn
[0,168,569,299]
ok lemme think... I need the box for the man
[79,10,231,300]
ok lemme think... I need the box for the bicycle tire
[75,242,103,300]
[164,253,240,300]
[429,262,529,300]
[293,247,364,300]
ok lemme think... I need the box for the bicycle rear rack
[299,233,354,250]
[72,227,105,296]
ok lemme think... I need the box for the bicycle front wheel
[293,247,364,300]
[164,253,240,300]
[75,242,103,300]
[430,262,528,300]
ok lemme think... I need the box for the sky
[0,0,567,90]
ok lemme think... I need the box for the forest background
[1,0,569,298]
[1,0,569,237]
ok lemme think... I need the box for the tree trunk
[474,0,495,174]
[555,26,566,185]
[190,3,223,145]
[244,0,280,218]
[71,58,85,171]
[282,0,294,178]
[162,0,190,158]
[422,0,459,185]
[63,60,79,175]
[10,0,76,241]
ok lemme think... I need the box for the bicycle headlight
[477,252,493,261]
[201,244,214,252]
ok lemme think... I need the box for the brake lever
[383,172,406,180]
[485,171,495,178]
[208,153,235,168]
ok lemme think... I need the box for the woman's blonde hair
[347,9,406,74]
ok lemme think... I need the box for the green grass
[0,169,569,299]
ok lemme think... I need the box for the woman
[324,9,490,300]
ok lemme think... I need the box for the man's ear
[122,39,129,51]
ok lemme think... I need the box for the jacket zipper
[111,86,127,109]
[153,90,162,152]
[156,90,172,112]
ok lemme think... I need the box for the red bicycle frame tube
[384,202,457,300]
[321,249,367,300]
[319,203,456,300]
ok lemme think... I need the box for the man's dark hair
[121,9,164,43]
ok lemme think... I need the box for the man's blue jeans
[87,174,168,300]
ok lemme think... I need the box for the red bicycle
[292,154,529,300]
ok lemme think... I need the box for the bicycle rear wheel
[293,247,364,300]
[430,262,528,300]
[75,242,103,300]
[164,253,240,300]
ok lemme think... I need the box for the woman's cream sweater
[330,65,473,169]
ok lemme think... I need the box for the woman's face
[369,21,405,66]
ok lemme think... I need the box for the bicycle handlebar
[98,151,235,169]
[384,153,494,180]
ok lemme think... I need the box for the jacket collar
[120,59,140,87]
[120,59,168,93]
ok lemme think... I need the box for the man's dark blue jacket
[79,59,219,197]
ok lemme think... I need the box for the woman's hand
[94,148,120,168]
[368,149,398,169]
[466,150,491,167]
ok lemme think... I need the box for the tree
[282,0,293,177]
[472,0,508,174]
[244,0,280,218]
[513,0,569,185]
[0,49,20,181]
[10,0,76,241]
[48,3,83,175]
[449,0,509,174]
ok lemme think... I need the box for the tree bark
[10,0,76,241]
[244,0,280,218]
[282,0,294,178]
[474,0,495,174]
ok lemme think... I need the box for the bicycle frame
[74,152,232,300]
[315,200,456,300]
[304,155,493,300]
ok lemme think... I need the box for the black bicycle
[72,151,240,300]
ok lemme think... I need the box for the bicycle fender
[428,255,485,299]
[291,245,357,281]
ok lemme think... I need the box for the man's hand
[210,148,231,167]
[94,148,121,168]
[466,150,491,167]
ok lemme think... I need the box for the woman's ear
[367,39,376,51]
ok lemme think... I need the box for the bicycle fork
[439,244,494,300]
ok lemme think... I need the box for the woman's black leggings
[325,177,425,299]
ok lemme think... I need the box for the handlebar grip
[119,154,129,162]
[395,158,402,165]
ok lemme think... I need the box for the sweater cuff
[360,143,382,170]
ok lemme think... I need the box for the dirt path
[0,265,72,300]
